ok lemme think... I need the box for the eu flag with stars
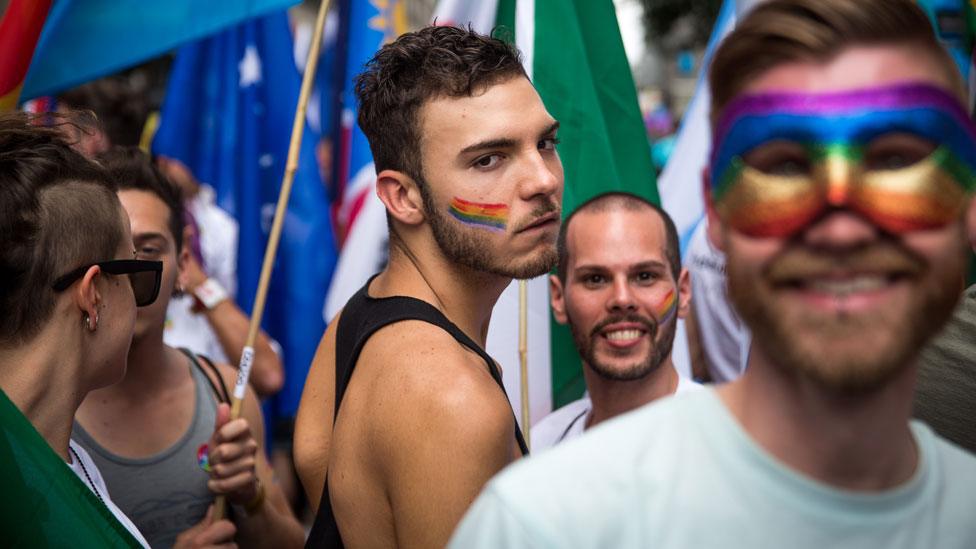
[153,10,337,420]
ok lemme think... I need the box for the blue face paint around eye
[709,83,976,194]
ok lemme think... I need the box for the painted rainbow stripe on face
[449,197,509,232]
[709,83,976,238]
[656,288,678,325]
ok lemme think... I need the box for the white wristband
[194,278,229,310]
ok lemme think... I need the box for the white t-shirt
[452,389,976,548]
[164,185,238,363]
[531,376,702,452]
[68,440,151,548]
[686,220,751,382]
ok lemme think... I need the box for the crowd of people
[2,0,975,547]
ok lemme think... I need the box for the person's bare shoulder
[353,320,517,546]
[360,320,515,463]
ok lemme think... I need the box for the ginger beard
[712,84,974,393]
[725,236,964,393]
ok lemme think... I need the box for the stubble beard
[569,311,676,382]
[725,239,964,394]
[421,181,557,280]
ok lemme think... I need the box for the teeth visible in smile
[809,276,886,295]
[605,329,642,341]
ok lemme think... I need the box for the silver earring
[84,313,98,332]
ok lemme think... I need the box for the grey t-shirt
[73,361,218,548]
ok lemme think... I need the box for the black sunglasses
[52,259,163,307]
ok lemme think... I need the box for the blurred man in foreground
[452,1,976,546]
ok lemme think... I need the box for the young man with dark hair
[294,25,563,547]
[532,192,697,451]
[73,148,304,548]
[452,1,976,546]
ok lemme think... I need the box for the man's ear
[549,274,568,325]
[702,166,726,253]
[375,169,425,227]
[180,226,193,274]
[75,265,103,329]
[676,267,692,320]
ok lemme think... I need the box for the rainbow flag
[0,0,52,111]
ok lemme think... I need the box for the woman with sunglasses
[0,113,159,546]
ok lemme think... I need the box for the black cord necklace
[69,446,104,504]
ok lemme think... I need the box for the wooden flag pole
[518,279,530,451]
[213,0,332,520]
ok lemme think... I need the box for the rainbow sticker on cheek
[449,197,509,232]
[656,288,678,325]
[709,83,976,238]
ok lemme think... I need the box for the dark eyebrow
[540,121,560,138]
[133,232,169,244]
[630,261,667,272]
[460,137,517,155]
[573,260,666,274]
[458,120,561,156]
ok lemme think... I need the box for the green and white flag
[0,389,142,547]
[433,0,658,427]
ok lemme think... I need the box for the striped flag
[0,0,52,111]
[431,0,657,425]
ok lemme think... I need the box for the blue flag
[22,0,300,99]
[153,11,338,419]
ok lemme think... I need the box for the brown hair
[709,0,965,126]
[0,112,123,345]
[98,147,186,254]
[354,25,526,183]
[556,192,681,283]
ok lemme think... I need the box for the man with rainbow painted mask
[450,1,976,547]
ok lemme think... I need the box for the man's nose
[607,277,637,311]
[518,149,562,201]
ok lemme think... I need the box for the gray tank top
[72,357,220,548]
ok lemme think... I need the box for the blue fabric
[153,11,337,419]
[22,0,299,99]
[334,0,391,192]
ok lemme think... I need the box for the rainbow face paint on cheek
[709,84,976,237]
[656,288,678,325]
[449,197,509,232]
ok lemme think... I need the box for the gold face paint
[716,146,972,237]
[710,84,976,237]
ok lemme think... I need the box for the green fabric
[0,389,141,547]
[495,0,516,39]
[529,0,658,407]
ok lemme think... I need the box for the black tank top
[305,278,529,548]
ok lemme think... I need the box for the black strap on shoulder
[307,280,531,549]
[334,285,529,455]
[178,347,230,404]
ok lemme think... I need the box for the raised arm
[180,251,285,397]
